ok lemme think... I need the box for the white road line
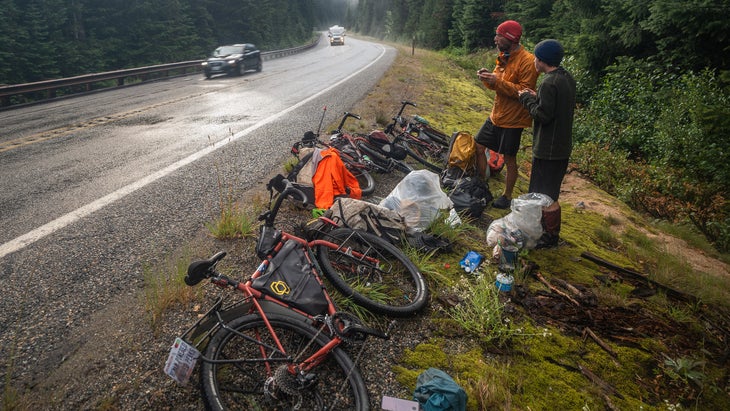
[0,45,389,259]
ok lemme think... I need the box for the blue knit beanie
[534,39,564,67]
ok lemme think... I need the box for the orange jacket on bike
[313,147,362,209]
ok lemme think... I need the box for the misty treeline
[0,0,349,85]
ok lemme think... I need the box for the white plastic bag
[486,193,553,249]
[379,170,453,232]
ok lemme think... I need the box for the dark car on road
[202,44,262,79]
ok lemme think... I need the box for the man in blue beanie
[518,39,576,248]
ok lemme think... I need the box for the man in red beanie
[475,20,538,209]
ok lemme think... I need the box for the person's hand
[518,88,535,97]
[477,68,496,85]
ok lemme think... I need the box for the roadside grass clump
[206,191,263,240]
[447,274,514,346]
[403,244,455,289]
[143,249,204,333]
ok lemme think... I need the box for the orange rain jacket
[481,45,538,129]
[312,147,362,209]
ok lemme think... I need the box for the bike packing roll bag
[251,240,329,316]
[367,130,407,160]
[446,131,477,175]
[328,197,407,244]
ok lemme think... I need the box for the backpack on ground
[448,176,492,219]
[446,131,477,176]
[327,197,407,244]
[440,166,493,219]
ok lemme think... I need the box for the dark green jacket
[519,67,576,160]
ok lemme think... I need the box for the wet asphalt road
[0,36,396,388]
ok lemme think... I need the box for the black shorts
[528,158,569,202]
[473,118,523,156]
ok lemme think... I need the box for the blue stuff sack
[413,368,467,411]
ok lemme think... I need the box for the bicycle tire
[356,141,413,175]
[201,313,369,411]
[347,166,376,197]
[317,228,428,317]
[400,139,445,173]
[418,126,450,148]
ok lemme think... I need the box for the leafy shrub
[572,59,730,251]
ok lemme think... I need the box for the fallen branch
[578,363,625,400]
[581,251,698,304]
[582,327,620,365]
[554,278,583,298]
[534,272,581,306]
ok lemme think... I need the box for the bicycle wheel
[400,138,445,173]
[317,227,428,317]
[347,165,376,197]
[201,313,369,411]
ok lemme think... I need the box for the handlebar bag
[256,225,282,259]
[251,240,329,316]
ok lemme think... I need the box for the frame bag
[251,240,329,316]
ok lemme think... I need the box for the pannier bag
[251,240,329,316]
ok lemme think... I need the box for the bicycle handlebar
[385,100,417,135]
[333,112,361,134]
[260,177,308,227]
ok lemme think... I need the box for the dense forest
[2,0,729,250]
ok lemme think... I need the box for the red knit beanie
[496,20,522,42]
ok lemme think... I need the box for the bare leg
[503,154,517,199]
[475,142,488,180]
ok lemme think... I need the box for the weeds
[205,203,257,239]
[143,249,204,333]
[448,274,513,346]
[3,344,25,411]
[662,353,707,389]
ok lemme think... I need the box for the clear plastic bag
[486,193,553,249]
[379,170,453,232]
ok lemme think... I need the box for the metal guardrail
[0,36,320,109]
